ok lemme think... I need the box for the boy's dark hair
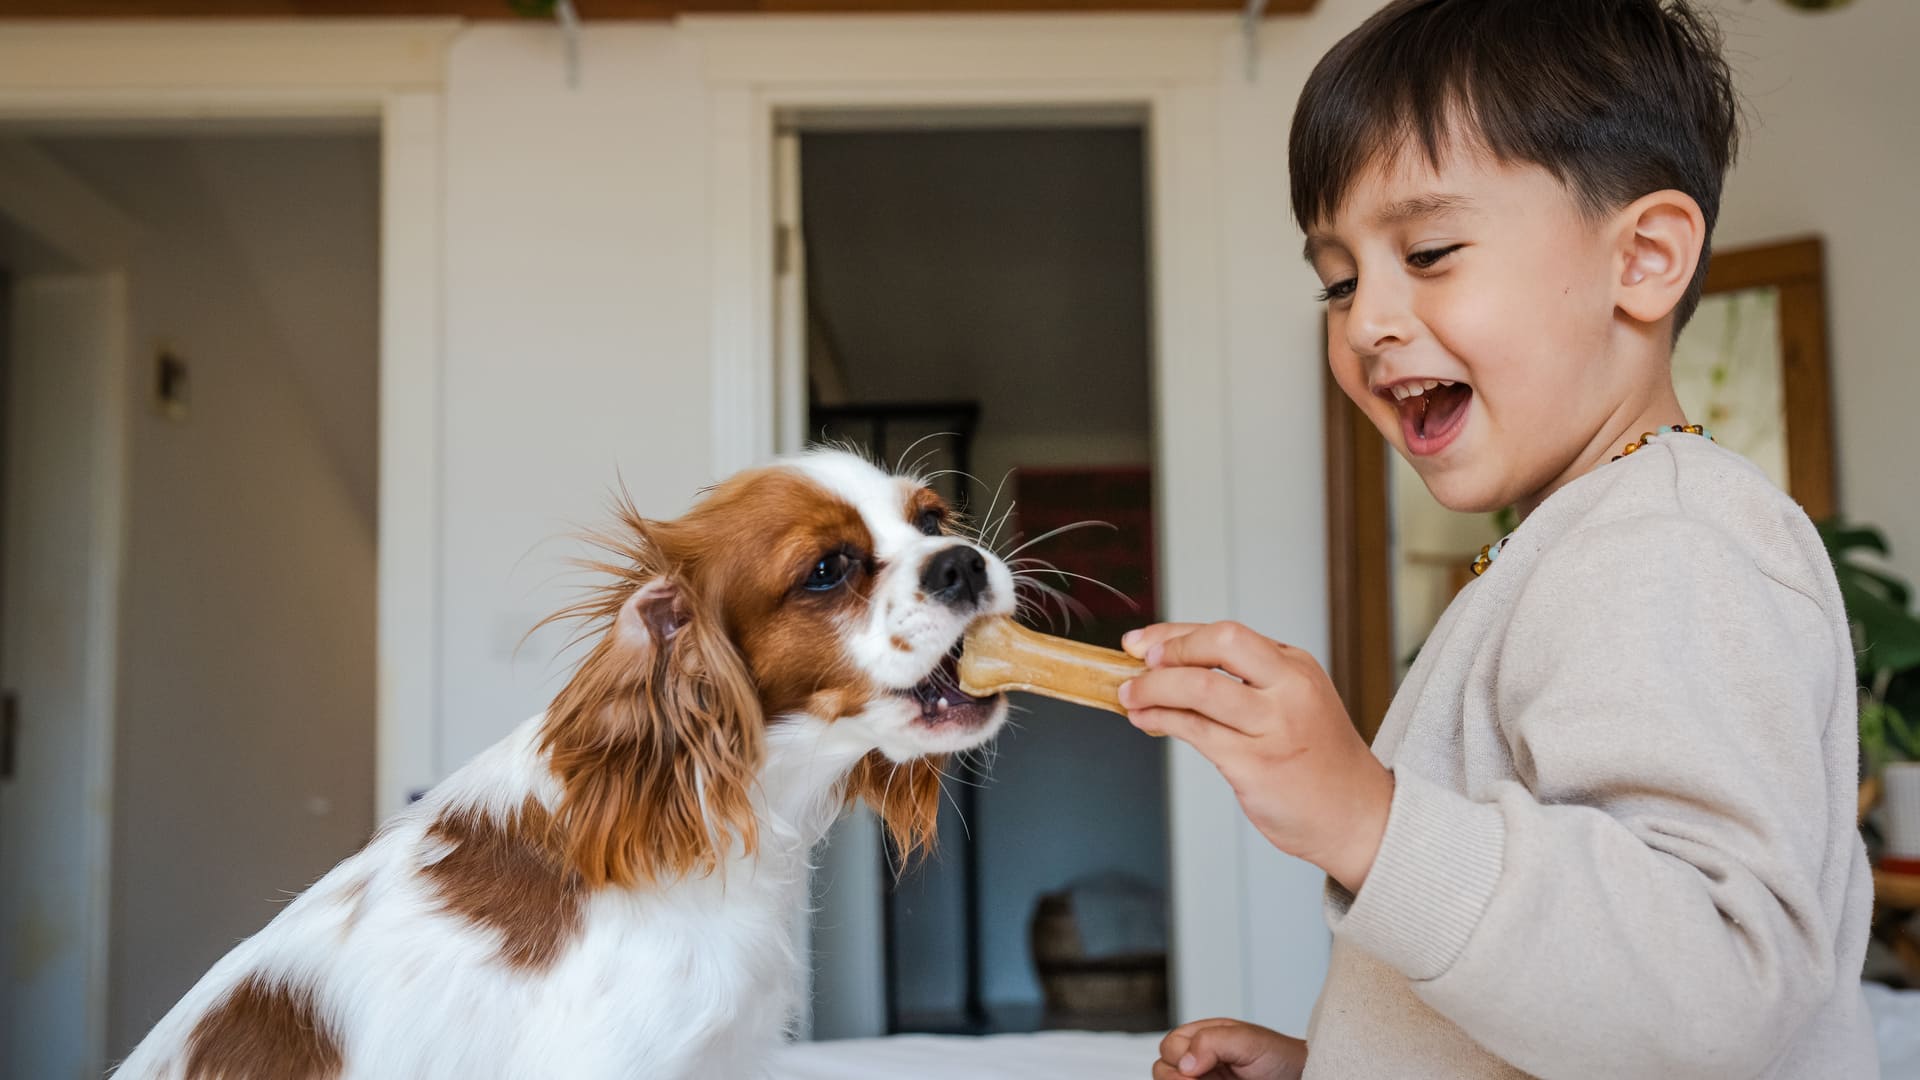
[1290,0,1740,333]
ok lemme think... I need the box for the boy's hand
[1120,622,1393,891]
[1153,1018,1307,1080]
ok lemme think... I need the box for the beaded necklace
[1469,425,1714,578]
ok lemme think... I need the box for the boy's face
[1307,144,1640,514]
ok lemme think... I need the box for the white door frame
[693,14,1254,1025]
[0,270,128,1080]
[0,20,456,1070]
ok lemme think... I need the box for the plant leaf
[1819,519,1890,558]
[1886,703,1920,762]
[1846,564,1915,610]
[1840,576,1920,676]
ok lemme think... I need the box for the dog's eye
[915,509,945,537]
[804,552,854,592]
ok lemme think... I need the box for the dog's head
[538,449,1014,887]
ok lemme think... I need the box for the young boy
[1121,1,1877,1076]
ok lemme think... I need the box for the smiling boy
[1124,2,1878,1077]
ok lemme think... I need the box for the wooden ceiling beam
[0,0,1316,19]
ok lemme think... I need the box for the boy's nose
[1345,280,1415,357]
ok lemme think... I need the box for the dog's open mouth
[901,641,998,726]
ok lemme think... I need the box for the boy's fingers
[1126,706,1241,756]
[1123,622,1203,659]
[1121,668,1264,734]
[1159,1018,1242,1073]
[1164,1017,1243,1046]
[1158,1030,1192,1065]
[1150,622,1289,688]
[1186,1026,1309,1079]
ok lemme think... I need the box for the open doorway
[0,125,380,1075]
[792,122,1170,1038]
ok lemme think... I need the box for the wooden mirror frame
[1325,236,1836,741]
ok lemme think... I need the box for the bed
[769,982,1920,1078]
[770,1030,1163,1079]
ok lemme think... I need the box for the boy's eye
[1407,243,1465,270]
[1317,278,1357,303]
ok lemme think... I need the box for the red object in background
[1010,466,1156,628]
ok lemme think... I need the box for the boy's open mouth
[1387,379,1472,454]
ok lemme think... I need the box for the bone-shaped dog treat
[957,615,1147,715]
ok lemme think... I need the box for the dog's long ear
[541,577,764,888]
[844,752,944,868]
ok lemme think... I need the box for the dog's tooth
[938,697,949,708]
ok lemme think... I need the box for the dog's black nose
[921,545,989,608]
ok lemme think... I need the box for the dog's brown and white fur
[113,450,1014,1080]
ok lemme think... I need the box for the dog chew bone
[957,616,1147,715]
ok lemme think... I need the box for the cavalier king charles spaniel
[114,449,1013,1080]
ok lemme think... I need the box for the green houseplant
[1821,519,1920,864]
[1820,520,1920,773]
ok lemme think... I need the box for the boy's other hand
[1153,1018,1307,1080]
[1120,621,1393,891]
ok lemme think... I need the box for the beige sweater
[1304,435,1877,1078]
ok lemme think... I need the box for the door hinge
[775,223,794,278]
[1,691,16,781]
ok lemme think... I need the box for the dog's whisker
[1012,577,1087,629]
[935,766,989,791]
[934,779,973,844]
[1002,519,1118,560]
[893,431,955,477]
[987,498,1020,554]
[972,469,1015,549]
[1023,568,1139,609]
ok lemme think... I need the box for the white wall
[1702,0,1920,583]
[29,134,381,1057]
[436,26,714,767]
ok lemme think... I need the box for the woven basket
[1030,892,1167,1016]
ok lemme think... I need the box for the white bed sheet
[773,982,1920,1079]
[769,1031,1162,1079]
[1868,980,1920,1077]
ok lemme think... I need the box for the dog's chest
[498,878,804,1077]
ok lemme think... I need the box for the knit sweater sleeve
[1325,515,1846,1079]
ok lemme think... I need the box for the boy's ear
[1613,189,1707,327]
